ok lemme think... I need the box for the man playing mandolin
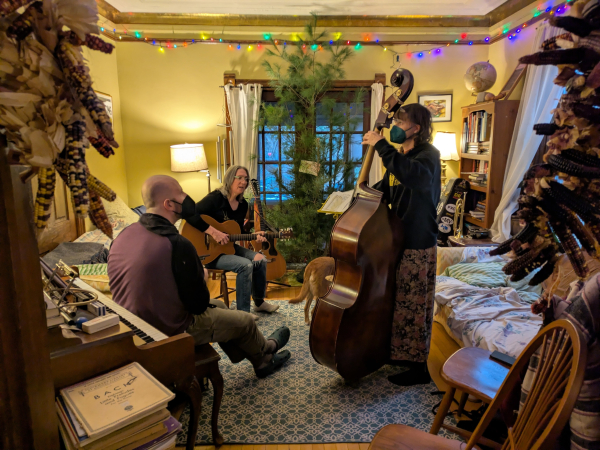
[186,165,280,318]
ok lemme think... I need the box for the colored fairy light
[384,47,387,51]
[152,39,156,45]
[523,23,527,27]
[318,45,322,50]
[436,48,441,54]
[219,38,223,42]
[144,37,147,41]
[347,40,350,45]
[248,45,252,51]
[237,44,241,50]
[366,37,369,41]
[192,39,195,43]
[210,37,214,41]
[229,44,232,49]
[447,43,450,46]
[302,44,306,49]
[516,28,521,33]
[119,36,122,40]
[546,6,551,12]
[460,33,467,39]
[406,52,412,58]
[283,41,287,46]
[174,44,177,48]
[508,35,513,40]
[454,39,459,43]
[418,52,423,57]
[113,28,116,32]
[428,50,431,54]
[311,43,318,51]
[484,37,490,42]
[264,33,271,40]
[135,32,140,38]
[100,27,104,32]
[376,39,379,43]
[183,42,187,47]
[329,40,333,44]
[258,44,262,49]
[468,41,473,45]
[355,43,361,49]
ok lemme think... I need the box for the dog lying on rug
[289,257,335,324]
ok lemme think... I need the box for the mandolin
[309,69,413,382]
[180,215,294,265]
[249,179,288,281]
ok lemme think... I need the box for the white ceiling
[105,0,508,17]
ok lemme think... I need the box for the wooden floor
[179,275,473,449]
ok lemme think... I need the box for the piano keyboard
[74,279,168,344]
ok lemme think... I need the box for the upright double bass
[309,69,414,382]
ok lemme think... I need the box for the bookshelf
[459,100,519,229]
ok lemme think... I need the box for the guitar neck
[228,233,278,241]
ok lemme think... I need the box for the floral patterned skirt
[390,246,437,363]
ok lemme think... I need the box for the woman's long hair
[218,165,249,201]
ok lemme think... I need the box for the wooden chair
[207,269,235,308]
[429,346,511,443]
[194,343,224,446]
[369,319,587,450]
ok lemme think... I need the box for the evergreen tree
[260,14,364,263]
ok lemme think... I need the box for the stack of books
[44,291,63,328]
[461,110,492,153]
[468,172,487,187]
[469,198,486,221]
[56,362,181,450]
[479,141,490,155]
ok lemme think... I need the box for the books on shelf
[56,362,180,450]
[462,110,492,153]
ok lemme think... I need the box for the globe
[464,61,497,93]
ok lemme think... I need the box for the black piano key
[100,305,155,343]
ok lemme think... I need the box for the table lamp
[170,143,211,192]
[433,131,459,187]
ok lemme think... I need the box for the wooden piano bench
[195,343,224,446]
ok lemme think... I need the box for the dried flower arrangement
[0,0,118,237]
[490,0,600,313]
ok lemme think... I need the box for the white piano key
[74,279,168,342]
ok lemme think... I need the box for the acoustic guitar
[249,179,288,281]
[180,215,293,265]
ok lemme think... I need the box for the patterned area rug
[177,302,459,445]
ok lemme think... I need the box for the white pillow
[101,196,140,234]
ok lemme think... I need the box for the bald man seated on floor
[107,175,291,378]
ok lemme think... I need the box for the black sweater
[186,190,249,232]
[372,140,441,250]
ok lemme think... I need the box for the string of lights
[98,1,572,55]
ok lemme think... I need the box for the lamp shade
[433,132,460,161]
[170,143,208,172]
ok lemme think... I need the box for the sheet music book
[318,190,354,215]
[60,362,175,439]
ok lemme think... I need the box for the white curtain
[224,83,263,180]
[491,22,562,242]
[369,82,385,185]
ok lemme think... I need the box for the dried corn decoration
[490,0,600,313]
[0,0,120,237]
[34,166,56,227]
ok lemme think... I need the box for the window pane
[282,164,293,186]
[354,165,361,180]
[331,134,345,160]
[265,125,278,132]
[349,103,363,132]
[350,134,364,160]
[264,134,279,161]
[265,166,279,192]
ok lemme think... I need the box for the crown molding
[96,0,538,28]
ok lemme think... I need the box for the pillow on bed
[442,262,507,289]
[43,242,105,267]
[102,196,140,232]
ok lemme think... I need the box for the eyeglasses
[234,176,249,181]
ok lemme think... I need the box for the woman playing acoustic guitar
[186,165,280,317]
[362,104,441,386]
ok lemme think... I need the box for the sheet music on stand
[318,190,354,217]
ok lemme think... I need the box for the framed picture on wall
[498,63,527,100]
[95,91,113,121]
[418,94,452,122]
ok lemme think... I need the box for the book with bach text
[59,362,175,440]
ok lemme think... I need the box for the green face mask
[390,125,414,144]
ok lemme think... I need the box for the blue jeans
[206,244,266,313]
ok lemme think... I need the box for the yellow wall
[116,42,493,205]
[488,23,537,101]
[83,38,129,202]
